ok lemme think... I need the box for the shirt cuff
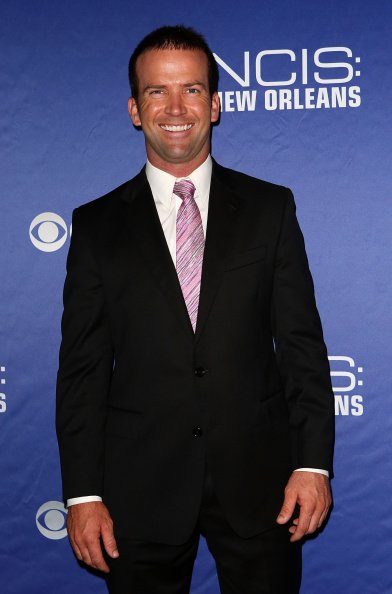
[66,495,103,508]
[294,468,329,477]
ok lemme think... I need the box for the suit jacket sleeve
[56,206,114,501]
[271,189,334,474]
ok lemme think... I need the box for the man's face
[129,48,220,175]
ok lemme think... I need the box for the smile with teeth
[159,124,193,132]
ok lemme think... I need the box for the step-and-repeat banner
[1,0,391,592]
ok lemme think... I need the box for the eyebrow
[142,81,208,94]
[183,81,208,90]
[142,84,166,93]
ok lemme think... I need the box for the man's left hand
[276,471,332,542]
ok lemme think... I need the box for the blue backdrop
[1,0,392,592]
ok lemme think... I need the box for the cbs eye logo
[29,213,68,252]
[36,500,68,540]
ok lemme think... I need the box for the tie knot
[173,179,196,202]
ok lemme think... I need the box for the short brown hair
[128,25,219,99]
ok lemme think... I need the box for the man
[56,25,334,594]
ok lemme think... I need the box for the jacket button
[192,426,203,438]
[194,367,208,377]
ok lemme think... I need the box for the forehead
[135,48,209,83]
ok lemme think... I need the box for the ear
[210,92,220,123]
[128,97,141,126]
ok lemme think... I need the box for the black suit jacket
[56,160,334,544]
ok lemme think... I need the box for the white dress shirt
[67,156,327,508]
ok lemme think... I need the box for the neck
[146,151,210,178]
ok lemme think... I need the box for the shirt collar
[145,155,212,210]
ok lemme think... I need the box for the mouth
[159,124,194,132]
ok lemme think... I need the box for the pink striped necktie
[174,179,205,332]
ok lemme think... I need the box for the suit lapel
[194,162,239,343]
[121,169,194,338]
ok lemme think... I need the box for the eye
[29,213,68,252]
[36,500,68,540]
[186,88,200,94]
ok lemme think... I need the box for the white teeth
[160,124,193,132]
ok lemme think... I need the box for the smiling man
[56,25,334,594]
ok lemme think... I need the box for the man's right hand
[66,501,119,573]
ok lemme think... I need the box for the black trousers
[105,468,301,594]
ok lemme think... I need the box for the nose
[164,90,187,116]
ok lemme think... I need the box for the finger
[317,501,331,529]
[69,536,83,561]
[101,522,119,559]
[313,491,331,530]
[289,525,297,534]
[67,522,83,561]
[78,543,94,567]
[276,492,297,524]
[317,513,326,529]
[290,508,312,542]
[288,517,299,533]
[83,538,110,573]
[307,507,323,535]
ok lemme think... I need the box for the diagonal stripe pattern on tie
[174,179,204,332]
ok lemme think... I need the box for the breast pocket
[224,245,266,272]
